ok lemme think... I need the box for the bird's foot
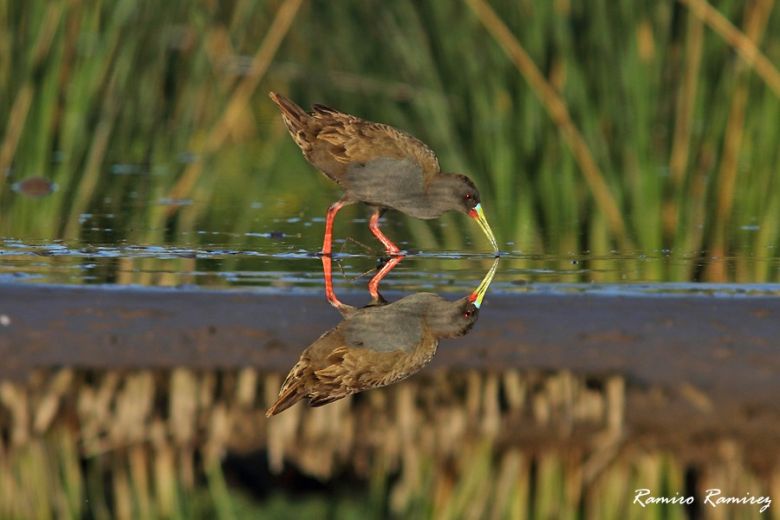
[376,250,405,269]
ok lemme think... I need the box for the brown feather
[265,377,305,417]
[267,327,439,415]
[269,92,440,184]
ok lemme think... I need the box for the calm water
[4,237,780,295]
[3,188,779,294]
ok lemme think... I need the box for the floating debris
[11,176,57,197]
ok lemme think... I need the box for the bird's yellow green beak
[468,256,500,308]
[468,203,499,253]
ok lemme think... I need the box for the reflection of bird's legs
[336,238,376,280]
[322,197,350,256]
[368,255,404,304]
[369,208,401,256]
[321,254,350,313]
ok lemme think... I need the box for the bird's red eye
[463,309,475,319]
[465,193,472,200]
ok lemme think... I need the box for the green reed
[0,0,778,282]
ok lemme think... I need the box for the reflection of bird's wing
[265,328,342,417]
[266,326,439,416]
[310,104,441,183]
[312,330,438,392]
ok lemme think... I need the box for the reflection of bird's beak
[468,256,500,308]
[468,203,499,253]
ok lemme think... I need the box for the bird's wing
[265,328,341,416]
[311,104,441,182]
[268,324,440,416]
[314,326,439,389]
[266,349,321,417]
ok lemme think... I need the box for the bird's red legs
[322,249,403,309]
[368,255,404,303]
[321,254,349,313]
[322,202,402,307]
[369,209,401,256]
[322,198,349,256]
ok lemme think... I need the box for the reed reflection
[266,256,500,416]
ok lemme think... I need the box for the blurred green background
[1,0,779,284]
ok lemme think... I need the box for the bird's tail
[265,379,305,417]
[268,91,310,135]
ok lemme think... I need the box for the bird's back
[268,92,441,198]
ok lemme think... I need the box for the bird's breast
[343,157,439,218]
[340,310,423,353]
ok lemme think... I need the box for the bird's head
[454,298,481,337]
[433,174,498,252]
[427,296,481,338]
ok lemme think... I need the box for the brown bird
[265,256,499,416]
[269,92,499,256]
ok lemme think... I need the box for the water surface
[3,190,779,293]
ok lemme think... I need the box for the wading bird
[269,92,499,256]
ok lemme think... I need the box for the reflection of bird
[266,256,499,417]
[269,92,498,255]
[265,293,480,416]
